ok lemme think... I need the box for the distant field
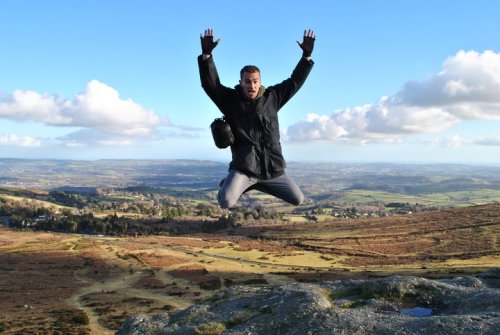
[337,189,500,207]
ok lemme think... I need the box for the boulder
[118,271,500,335]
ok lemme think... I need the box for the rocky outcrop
[118,271,500,335]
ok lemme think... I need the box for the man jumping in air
[198,28,315,209]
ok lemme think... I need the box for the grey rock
[118,271,500,335]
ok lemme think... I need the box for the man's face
[240,71,261,100]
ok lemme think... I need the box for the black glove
[200,29,220,55]
[297,29,316,58]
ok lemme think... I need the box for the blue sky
[1,0,499,165]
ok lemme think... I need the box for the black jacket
[198,55,314,179]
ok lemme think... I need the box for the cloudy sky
[1,0,499,165]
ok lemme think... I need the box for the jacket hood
[235,85,266,100]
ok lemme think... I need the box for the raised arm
[198,28,233,114]
[200,28,221,60]
[270,30,316,110]
[296,29,316,60]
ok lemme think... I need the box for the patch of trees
[48,190,89,208]
[8,210,155,236]
[385,202,437,214]
[1,195,246,236]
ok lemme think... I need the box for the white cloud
[0,134,41,147]
[0,90,71,124]
[68,80,169,136]
[286,50,500,143]
[0,80,172,145]
[422,135,471,148]
[421,134,500,147]
[283,113,348,141]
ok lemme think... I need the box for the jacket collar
[235,85,266,101]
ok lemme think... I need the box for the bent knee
[218,195,238,209]
[290,195,304,206]
[218,199,233,209]
[288,191,304,206]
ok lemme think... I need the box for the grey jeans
[218,169,304,209]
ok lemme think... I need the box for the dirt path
[66,238,133,334]
[70,271,145,335]
[66,238,194,334]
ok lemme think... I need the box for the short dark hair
[240,65,260,79]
